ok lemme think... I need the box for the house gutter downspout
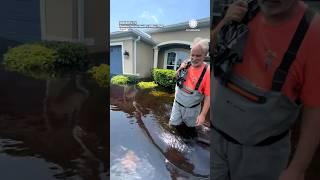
[134,36,141,75]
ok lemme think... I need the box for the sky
[110,0,210,33]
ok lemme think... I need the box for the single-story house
[0,0,107,53]
[110,17,210,77]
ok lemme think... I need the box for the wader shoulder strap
[272,8,315,91]
[195,64,208,91]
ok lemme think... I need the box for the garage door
[110,45,123,75]
[0,0,41,42]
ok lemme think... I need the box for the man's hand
[279,168,305,180]
[176,60,190,77]
[211,0,248,45]
[279,107,320,180]
[196,96,210,126]
[224,0,248,23]
[178,60,189,70]
[196,113,206,126]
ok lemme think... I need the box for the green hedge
[37,41,89,71]
[3,44,56,73]
[111,75,139,85]
[3,41,89,78]
[88,64,109,87]
[137,81,158,89]
[152,68,176,90]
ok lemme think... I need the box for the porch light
[123,50,129,58]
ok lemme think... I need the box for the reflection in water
[111,148,156,180]
[0,68,107,179]
[44,74,106,179]
[158,132,190,152]
[110,85,210,179]
[121,151,139,172]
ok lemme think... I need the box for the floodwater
[110,85,210,180]
[0,65,108,180]
[109,84,320,180]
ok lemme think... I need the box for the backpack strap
[243,0,260,24]
[195,64,208,90]
[272,8,316,91]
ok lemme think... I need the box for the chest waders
[212,8,315,146]
[175,64,208,108]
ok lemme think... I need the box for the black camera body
[213,0,259,82]
[176,60,192,89]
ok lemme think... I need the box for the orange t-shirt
[233,2,320,107]
[184,63,210,96]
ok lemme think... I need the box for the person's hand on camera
[223,0,248,23]
[178,60,189,70]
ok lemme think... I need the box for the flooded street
[1,61,318,179]
[110,85,210,180]
[109,83,320,180]
[0,65,108,180]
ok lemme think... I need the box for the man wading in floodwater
[169,37,210,139]
[211,0,320,179]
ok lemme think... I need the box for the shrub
[88,64,109,87]
[3,44,56,73]
[126,75,139,84]
[38,41,89,71]
[152,68,176,90]
[3,41,89,76]
[111,75,139,85]
[149,90,174,98]
[137,81,158,89]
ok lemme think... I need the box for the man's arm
[196,95,210,126]
[279,107,320,180]
[211,19,228,46]
[201,95,210,117]
[211,0,248,45]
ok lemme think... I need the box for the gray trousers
[210,129,291,180]
[169,101,201,127]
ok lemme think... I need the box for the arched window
[165,50,189,70]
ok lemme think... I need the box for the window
[165,50,189,70]
[166,52,176,70]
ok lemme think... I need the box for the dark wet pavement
[110,85,210,180]
[0,66,108,180]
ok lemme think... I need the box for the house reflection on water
[0,0,108,179]
[0,68,108,179]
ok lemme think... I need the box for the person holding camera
[211,0,320,180]
[169,37,210,138]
